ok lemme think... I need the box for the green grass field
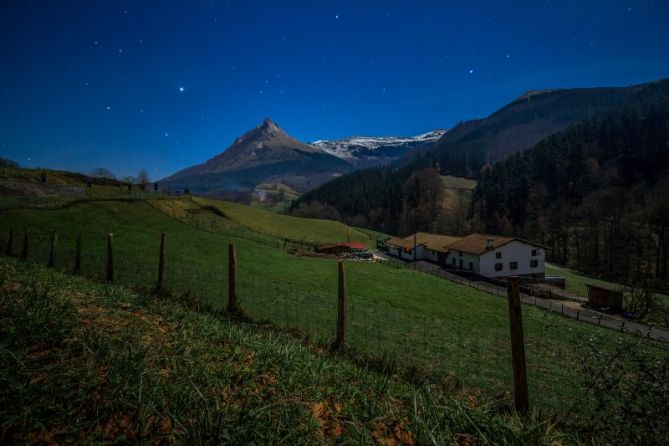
[1,196,666,422]
[441,175,476,214]
[0,257,572,444]
[193,197,376,246]
[440,175,477,190]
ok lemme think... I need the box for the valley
[1,174,668,443]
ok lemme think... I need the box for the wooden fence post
[47,230,58,268]
[106,233,114,283]
[5,226,13,256]
[156,232,166,293]
[228,243,237,312]
[506,276,529,414]
[21,229,29,260]
[334,259,347,349]
[73,235,82,274]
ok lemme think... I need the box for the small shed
[316,242,368,256]
[586,283,623,312]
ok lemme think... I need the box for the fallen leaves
[372,420,416,446]
[311,401,345,440]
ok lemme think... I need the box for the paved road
[375,254,669,342]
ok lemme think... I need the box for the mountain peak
[161,118,353,193]
[260,117,279,131]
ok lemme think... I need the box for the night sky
[1,1,668,180]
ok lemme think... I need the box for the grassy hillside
[193,197,374,246]
[1,257,565,444]
[441,175,476,214]
[2,196,666,428]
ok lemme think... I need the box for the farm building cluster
[315,242,373,260]
[383,232,546,279]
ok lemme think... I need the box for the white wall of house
[445,251,480,272]
[426,249,439,263]
[388,246,401,258]
[389,244,424,261]
[479,241,545,278]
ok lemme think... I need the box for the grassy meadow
[441,175,476,214]
[1,195,667,424]
[0,256,575,444]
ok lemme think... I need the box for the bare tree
[90,167,116,179]
[137,169,150,190]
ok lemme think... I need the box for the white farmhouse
[444,233,545,278]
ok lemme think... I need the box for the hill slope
[293,78,669,234]
[414,78,669,170]
[161,119,353,194]
[2,257,562,444]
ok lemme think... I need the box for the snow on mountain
[310,129,447,165]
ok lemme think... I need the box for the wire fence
[388,257,669,342]
[1,225,667,422]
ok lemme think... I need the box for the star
[335,14,339,19]
[106,106,111,110]
[469,69,475,74]
[179,86,184,92]
[164,132,169,137]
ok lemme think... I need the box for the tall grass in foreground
[0,257,570,444]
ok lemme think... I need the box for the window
[495,263,503,271]
[531,259,538,268]
[510,261,518,270]
[459,251,463,257]
[451,258,456,266]
[468,262,473,270]
[495,252,501,259]
[531,249,538,256]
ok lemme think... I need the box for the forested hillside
[292,79,669,236]
[473,102,669,288]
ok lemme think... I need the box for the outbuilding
[586,283,624,312]
[316,242,369,256]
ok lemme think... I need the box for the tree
[400,168,444,234]
[137,169,150,190]
[90,167,116,179]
